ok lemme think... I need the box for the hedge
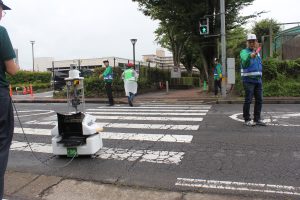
[235,58,300,97]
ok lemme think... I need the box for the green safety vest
[124,69,136,81]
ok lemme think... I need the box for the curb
[12,98,300,104]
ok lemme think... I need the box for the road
[8,102,300,199]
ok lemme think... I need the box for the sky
[1,0,299,69]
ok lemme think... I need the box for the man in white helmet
[240,33,266,126]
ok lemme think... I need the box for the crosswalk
[11,103,211,165]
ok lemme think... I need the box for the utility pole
[220,0,227,98]
[30,41,35,72]
[269,25,273,58]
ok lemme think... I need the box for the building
[142,49,175,70]
[35,57,54,72]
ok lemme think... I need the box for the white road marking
[97,106,211,109]
[87,109,209,112]
[87,112,207,116]
[11,141,185,165]
[14,128,193,143]
[14,110,55,117]
[230,112,300,127]
[23,121,199,130]
[99,123,199,130]
[93,115,203,122]
[176,178,300,196]
[101,132,193,143]
[25,120,58,126]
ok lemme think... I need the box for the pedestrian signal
[199,18,209,35]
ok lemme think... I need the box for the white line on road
[24,121,199,130]
[14,110,55,118]
[175,178,300,196]
[229,113,300,127]
[94,116,203,122]
[87,109,209,113]
[97,106,211,109]
[11,141,185,165]
[87,112,207,116]
[14,128,194,143]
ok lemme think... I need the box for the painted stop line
[230,112,300,127]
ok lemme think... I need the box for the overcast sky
[1,0,299,69]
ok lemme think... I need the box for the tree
[227,26,247,60]
[252,18,281,42]
[132,0,257,88]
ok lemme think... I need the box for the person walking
[99,60,114,106]
[213,58,222,96]
[0,1,19,199]
[240,33,266,126]
[122,63,138,107]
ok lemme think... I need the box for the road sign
[199,18,209,35]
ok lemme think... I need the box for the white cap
[247,33,257,41]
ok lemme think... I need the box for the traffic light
[199,18,209,35]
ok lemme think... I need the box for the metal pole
[220,0,227,98]
[52,61,55,91]
[30,41,35,72]
[133,43,136,70]
[269,25,273,58]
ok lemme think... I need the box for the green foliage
[264,78,300,97]
[252,18,281,42]
[227,27,247,60]
[7,70,51,84]
[235,59,300,97]
[7,70,52,91]
[170,77,200,88]
[82,66,174,97]
[133,0,257,91]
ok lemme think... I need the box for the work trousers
[0,87,14,199]
[214,79,222,96]
[243,81,263,122]
[105,82,114,105]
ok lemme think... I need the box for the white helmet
[247,33,257,41]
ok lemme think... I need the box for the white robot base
[51,113,103,157]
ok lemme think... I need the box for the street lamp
[130,39,137,69]
[30,41,35,72]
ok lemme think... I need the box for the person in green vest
[122,63,139,107]
[213,58,223,96]
[99,60,114,106]
[0,1,19,199]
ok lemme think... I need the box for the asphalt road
[8,102,300,199]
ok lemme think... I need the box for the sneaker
[254,120,267,126]
[244,120,255,126]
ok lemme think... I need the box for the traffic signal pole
[220,0,227,98]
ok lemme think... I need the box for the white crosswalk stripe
[14,128,193,143]
[87,111,207,116]
[12,103,211,165]
[11,141,184,165]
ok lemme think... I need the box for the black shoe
[106,104,114,106]
[254,120,267,126]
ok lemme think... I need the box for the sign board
[227,58,235,84]
[171,67,181,78]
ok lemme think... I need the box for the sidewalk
[4,171,265,200]
[11,89,300,104]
